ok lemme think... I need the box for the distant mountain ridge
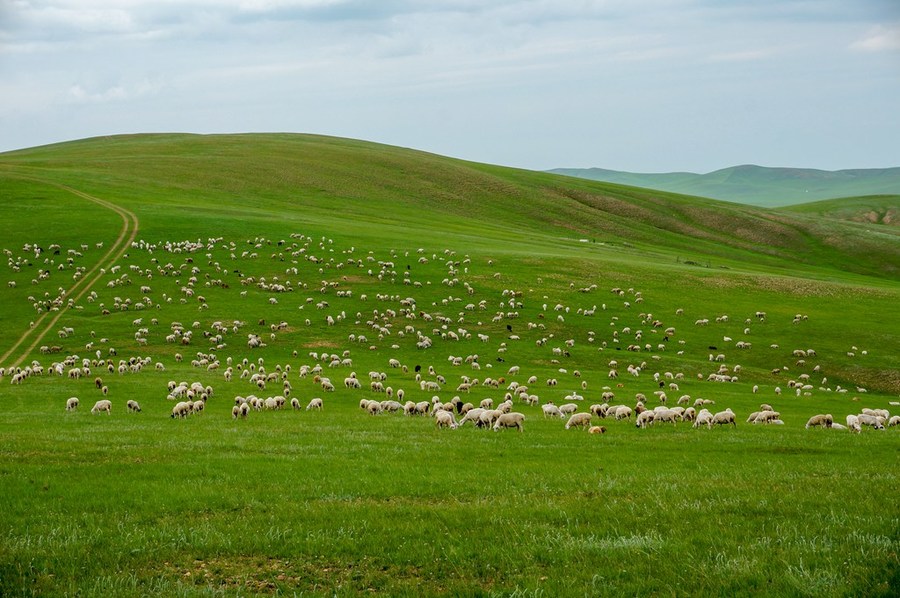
[547,164,900,207]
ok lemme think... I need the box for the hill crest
[548,164,900,207]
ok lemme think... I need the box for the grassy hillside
[4,134,898,281]
[0,134,898,597]
[550,164,900,208]
[780,194,899,227]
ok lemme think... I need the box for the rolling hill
[0,133,898,597]
[2,134,897,281]
[548,164,900,207]
[779,194,900,226]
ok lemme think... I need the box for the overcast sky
[1,0,899,172]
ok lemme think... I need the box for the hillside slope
[549,164,900,208]
[780,194,899,227]
[1,133,898,280]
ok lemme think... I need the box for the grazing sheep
[558,403,578,416]
[479,409,502,428]
[126,399,141,413]
[712,409,736,427]
[613,405,633,420]
[480,398,494,409]
[636,410,655,428]
[458,408,485,427]
[306,398,323,410]
[232,405,241,419]
[91,399,112,415]
[805,414,833,429]
[862,408,890,420]
[888,415,900,427]
[753,410,780,424]
[693,409,714,429]
[846,414,861,433]
[565,412,592,430]
[542,403,563,418]
[290,397,301,410]
[590,403,608,418]
[654,409,679,425]
[65,397,79,411]
[171,401,191,418]
[239,402,250,418]
[493,411,525,432]
[857,414,885,430]
[588,425,606,434]
[366,400,383,415]
[434,410,457,429]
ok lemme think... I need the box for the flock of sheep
[3,232,897,439]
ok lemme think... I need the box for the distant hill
[779,194,900,226]
[548,164,900,207]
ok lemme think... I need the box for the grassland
[549,165,900,208]
[0,134,898,597]
[780,195,900,227]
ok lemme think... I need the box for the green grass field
[0,134,897,597]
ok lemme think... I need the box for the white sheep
[91,399,112,415]
[434,410,457,429]
[753,410,780,424]
[845,414,861,433]
[654,409,679,425]
[805,414,833,429]
[126,399,141,413]
[171,401,191,418]
[857,414,885,430]
[613,405,632,420]
[65,397,79,411]
[307,398,323,410]
[693,409,714,429]
[712,409,736,427]
[541,403,563,418]
[291,397,301,410]
[458,408,485,427]
[493,411,525,431]
[558,403,578,416]
[565,412,592,430]
[889,415,900,427]
[635,410,655,428]
[479,409,502,428]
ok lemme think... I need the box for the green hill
[549,164,900,207]
[780,194,900,226]
[2,134,897,281]
[0,134,898,597]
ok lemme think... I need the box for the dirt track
[0,178,139,368]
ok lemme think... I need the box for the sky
[1,0,899,173]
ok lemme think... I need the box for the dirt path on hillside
[0,177,139,368]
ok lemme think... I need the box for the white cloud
[67,78,164,104]
[1,1,899,171]
[850,24,900,52]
